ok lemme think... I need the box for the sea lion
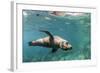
[28,30,72,53]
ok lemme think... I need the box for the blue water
[23,10,91,62]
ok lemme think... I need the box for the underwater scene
[23,10,91,62]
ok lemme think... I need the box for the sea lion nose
[70,46,72,50]
[28,41,32,46]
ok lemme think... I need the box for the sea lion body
[29,30,72,53]
[34,36,67,48]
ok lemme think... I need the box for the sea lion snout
[68,46,72,50]
[62,45,72,51]
[70,46,72,49]
[68,44,72,48]
[67,44,72,50]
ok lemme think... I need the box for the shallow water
[23,10,91,62]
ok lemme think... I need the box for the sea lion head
[61,41,72,51]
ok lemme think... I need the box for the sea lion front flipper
[39,30,54,40]
[39,30,54,47]
[39,30,57,53]
[51,48,58,53]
